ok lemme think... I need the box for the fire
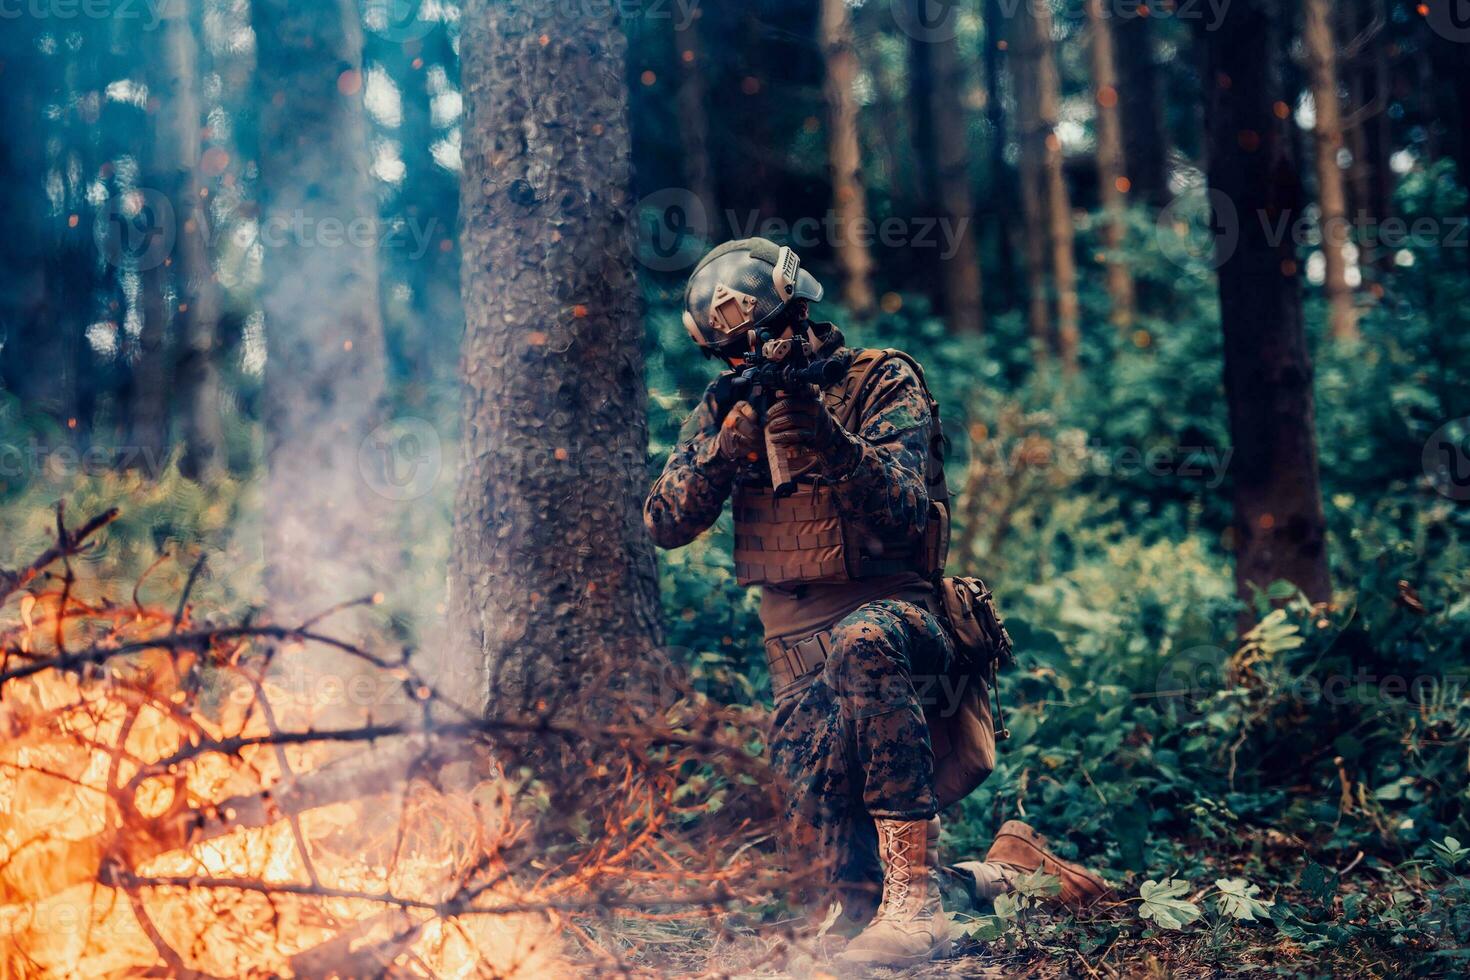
[0,507,791,977]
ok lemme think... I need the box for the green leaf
[1013,868,1062,900]
[1299,862,1339,908]
[1214,877,1273,921]
[1138,878,1202,930]
[992,892,1019,920]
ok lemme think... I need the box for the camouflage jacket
[643,348,932,553]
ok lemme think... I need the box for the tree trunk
[1113,7,1169,207]
[1086,0,1137,332]
[982,0,1018,307]
[153,4,223,480]
[451,0,664,718]
[908,10,983,334]
[1018,0,1078,370]
[820,0,875,317]
[1012,7,1051,354]
[1203,0,1332,610]
[1303,0,1359,343]
[253,0,391,621]
[674,8,719,235]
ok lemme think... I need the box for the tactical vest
[732,349,951,588]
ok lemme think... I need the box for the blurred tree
[908,5,984,334]
[1303,0,1360,343]
[1113,7,1170,206]
[1340,0,1391,271]
[674,9,719,232]
[1015,0,1078,368]
[451,0,663,715]
[1086,0,1137,331]
[252,0,392,617]
[136,4,224,479]
[820,0,875,316]
[1203,0,1331,607]
[982,0,1018,306]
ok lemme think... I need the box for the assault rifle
[712,325,846,497]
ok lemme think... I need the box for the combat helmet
[682,238,825,356]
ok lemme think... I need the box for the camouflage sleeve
[643,382,739,549]
[824,357,931,539]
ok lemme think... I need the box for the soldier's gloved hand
[766,390,859,475]
[716,401,763,464]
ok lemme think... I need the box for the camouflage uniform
[645,342,953,907]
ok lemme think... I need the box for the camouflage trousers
[767,598,954,912]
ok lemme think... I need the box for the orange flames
[0,509,789,978]
[0,591,563,978]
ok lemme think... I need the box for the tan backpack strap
[823,348,892,430]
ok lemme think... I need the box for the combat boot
[836,816,952,967]
[956,819,1109,909]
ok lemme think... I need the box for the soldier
[644,239,1106,967]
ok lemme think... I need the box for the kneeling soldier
[644,239,1106,966]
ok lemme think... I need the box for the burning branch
[0,507,799,977]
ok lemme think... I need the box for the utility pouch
[926,576,1015,807]
[938,575,1015,676]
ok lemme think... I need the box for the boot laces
[873,822,915,922]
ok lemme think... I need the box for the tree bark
[1086,0,1137,332]
[451,0,664,717]
[1303,0,1359,343]
[820,0,875,317]
[1017,0,1078,370]
[1113,7,1170,207]
[1203,0,1332,609]
[252,0,392,621]
[908,8,983,334]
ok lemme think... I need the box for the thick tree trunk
[674,8,719,234]
[1113,7,1169,207]
[1018,0,1078,370]
[253,0,391,621]
[1303,0,1359,343]
[1086,0,1137,332]
[451,1,664,717]
[820,0,875,317]
[1203,0,1332,609]
[908,12,983,334]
